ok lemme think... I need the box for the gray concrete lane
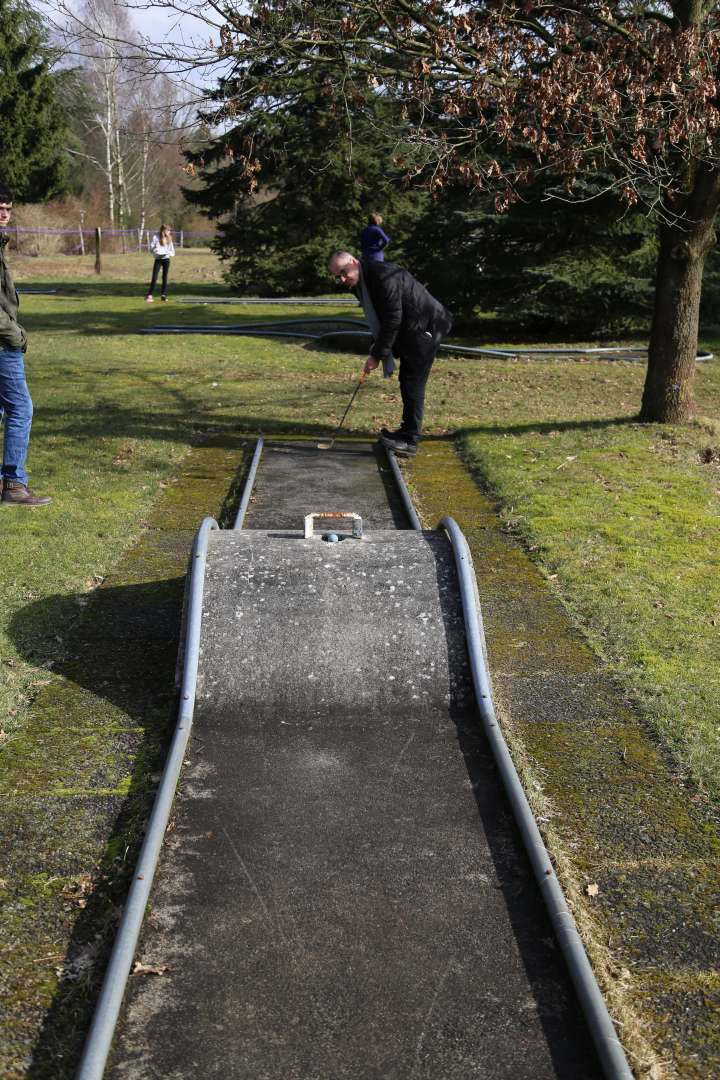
[243,441,409,531]
[110,532,600,1079]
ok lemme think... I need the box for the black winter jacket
[356,259,451,364]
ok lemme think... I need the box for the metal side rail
[233,436,264,529]
[383,445,422,531]
[441,515,633,1080]
[75,517,220,1080]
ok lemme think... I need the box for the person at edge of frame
[328,250,452,457]
[0,184,51,507]
[360,212,390,262]
[145,223,175,302]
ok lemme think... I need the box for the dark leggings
[148,257,170,296]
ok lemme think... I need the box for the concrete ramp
[198,529,471,723]
[110,525,599,1078]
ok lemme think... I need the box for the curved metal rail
[441,515,632,1080]
[441,342,714,362]
[75,516,219,1080]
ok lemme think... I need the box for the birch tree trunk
[139,131,149,239]
[104,65,115,227]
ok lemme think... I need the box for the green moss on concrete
[408,439,720,1080]
[0,439,250,1080]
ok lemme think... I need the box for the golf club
[317,369,367,450]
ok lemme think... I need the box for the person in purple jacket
[360,213,390,262]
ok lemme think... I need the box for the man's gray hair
[328,250,355,269]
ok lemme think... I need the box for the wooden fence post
[94,227,102,274]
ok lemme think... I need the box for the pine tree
[0,0,72,200]
[402,178,656,334]
[185,78,426,295]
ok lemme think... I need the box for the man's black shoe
[380,434,418,457]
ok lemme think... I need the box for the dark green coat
[0,235,27,352]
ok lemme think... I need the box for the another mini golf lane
[109,442,601,1079]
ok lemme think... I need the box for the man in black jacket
[328,251,452,456]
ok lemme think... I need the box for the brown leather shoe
[1,480,52,506]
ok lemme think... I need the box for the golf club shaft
[325,370,367,445]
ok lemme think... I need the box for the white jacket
[151,234,175,258]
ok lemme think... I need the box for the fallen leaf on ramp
[132,961,169,977]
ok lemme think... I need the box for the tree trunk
[139,132,149,240]
[641,223,707,421]
[641,169,720,422]
[105,69,115,227]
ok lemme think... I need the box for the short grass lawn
[2,250,720,808]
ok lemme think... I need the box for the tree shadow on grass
[23,412,643,495]
[8,576,189,1078]
[456,415,640,439]
[19,311,365,342]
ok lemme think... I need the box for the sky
[41,1,231,92]
[125,3,215,50]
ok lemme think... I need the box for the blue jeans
[0,347,33,486]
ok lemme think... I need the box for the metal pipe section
[75,516,220,1080]
[177,296,360,306]
[383,448,423,531]
[233,437,264,530]
[440,343,714,362]
[137,327,318,338]
[440,515,633,1080]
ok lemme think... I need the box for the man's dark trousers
[398,337,436,441]
[397,318,451,441]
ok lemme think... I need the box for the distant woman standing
[145,224,175,302]
[360,212,390,262]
